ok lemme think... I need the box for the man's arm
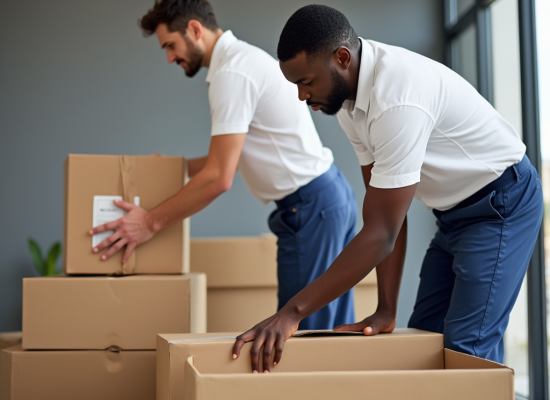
[333,164,406,335]
[150,154,208,177]
[232,168,416,373]
[187,156,209,177]
[89,133,246,263]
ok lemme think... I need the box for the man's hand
[89,199,156,264]
[232,309,301,373]
[333,309,396,336]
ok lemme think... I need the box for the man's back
[206,31,333,203]
[338,39,525,210]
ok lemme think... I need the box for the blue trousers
[269,164,357,330]
[408,156,543,363]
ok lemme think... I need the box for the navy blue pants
[269,164,357,330]
[408,156,543,363]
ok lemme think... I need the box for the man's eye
[303,81,313,86]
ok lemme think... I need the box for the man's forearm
[281,228,394,320]
[375,215,407,317]
[146,168,229,232]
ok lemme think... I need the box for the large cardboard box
[0,333,21,352]
[22,274,206,350]
[190,236,377,332]
[156,329,514,400]
[0,345,155,400]
[64,154,190,275]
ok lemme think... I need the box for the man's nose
[297,87,311,102]
[166,51,176,64]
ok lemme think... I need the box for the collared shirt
[205,31,333,203]
[337,38,526,211]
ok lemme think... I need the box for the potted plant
[28,239,62,276]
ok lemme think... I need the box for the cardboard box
[64,154,190,275]
[190,236,378,332]
[22,274,206,350]
[156,329,514,400]
[1,346,155,400]
[0,333,21,352]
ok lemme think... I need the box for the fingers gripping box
[64,154,190,275]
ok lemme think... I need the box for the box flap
[189,368,513,400]
[172,328,443,374]
[444,348,513,370]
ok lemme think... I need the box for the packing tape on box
[119,156,138,275]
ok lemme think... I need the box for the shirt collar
[342,38,375,116]
[205,30,238,84]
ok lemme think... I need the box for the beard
[177,36,204,77]
[322,67,352,115]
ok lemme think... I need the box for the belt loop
[512,164,520,182]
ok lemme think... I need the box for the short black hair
[139,0,219,37]
[277,5,359,62]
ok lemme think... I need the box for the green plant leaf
[28,238,45,275]
[46,242,62,276]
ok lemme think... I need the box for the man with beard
[89,0,358,331]
[231,4,543,373]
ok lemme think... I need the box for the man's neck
[202,29,224,68]
[347,40,362,102]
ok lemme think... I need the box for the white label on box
[92,196,140,248]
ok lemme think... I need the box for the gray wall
[0,0,442,331]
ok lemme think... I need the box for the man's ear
[334,47,352,71]
[187,20,203,41]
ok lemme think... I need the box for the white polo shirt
[337,38,526,211]
[205,31,333,203]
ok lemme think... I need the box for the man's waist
[275,164,338,209]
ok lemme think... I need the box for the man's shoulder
[217,39,277,76]
[369,42,451,112]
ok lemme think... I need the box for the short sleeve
[208,71,258,136]
[337,110,375,165]
[369,106,434,189]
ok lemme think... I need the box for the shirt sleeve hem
[369,170,420,188]
[211,123,249,136]
[356,152,375,166]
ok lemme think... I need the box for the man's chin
[184,68,200,78]
[321,103,345,116]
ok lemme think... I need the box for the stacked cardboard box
[190,235,378,332]
[1,155,206,400]
[157,329,514,400]
[0,333,21,352]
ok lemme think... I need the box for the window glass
[491,0,529,396]
[535,0,550,394]
[456,0,475,18]
[453,23,478,89]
